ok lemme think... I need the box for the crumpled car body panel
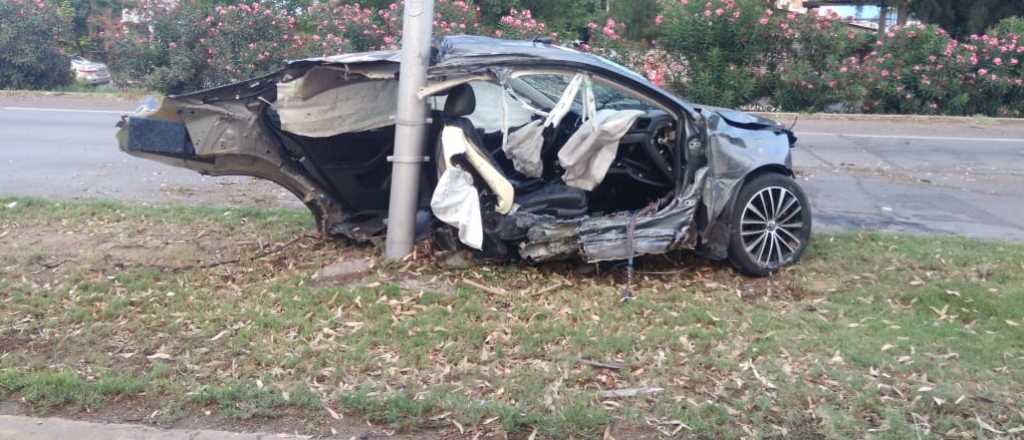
[115,35,799,265]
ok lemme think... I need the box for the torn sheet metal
[276,66,398,138]
[558,109,644,191]
[288,50,402,67]
[518,217,582,262]
[579,168,706,261]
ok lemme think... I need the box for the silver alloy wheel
[739,186,805,269]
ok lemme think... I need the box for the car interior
[429,71,683,217]
[263,68,684,226]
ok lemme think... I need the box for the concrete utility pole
[385,0,435,260]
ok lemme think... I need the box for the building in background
[780,1,918,33]
[776,0,807,12]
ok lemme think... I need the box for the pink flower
[978,68,989,75]
[704,9,712,17]
[994,57,1003,65]
[880,69,890,78]
[655,15,664,26]
[758,17,769,25]
[715,8,725,16]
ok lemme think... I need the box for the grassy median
[1,196,1022,438]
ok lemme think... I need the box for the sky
[820,5,888,20]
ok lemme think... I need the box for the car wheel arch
[696,164,797,259]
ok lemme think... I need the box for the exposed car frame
[116,36,810,276]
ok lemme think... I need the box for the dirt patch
[0,334,31,354]
[2,222,257,283]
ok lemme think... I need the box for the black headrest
[444,84,475,118]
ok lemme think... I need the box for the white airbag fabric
[558,109,645,191]
[431,167,483,250]
[277,68,398,138]
[502,74,588,178]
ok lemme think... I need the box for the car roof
[287,35,651,85]
[435,36,650,83]
[282,35,704,118]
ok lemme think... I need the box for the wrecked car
[116,36,811,276]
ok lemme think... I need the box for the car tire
[727,172,812,277]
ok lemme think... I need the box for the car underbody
[116,36,807,276]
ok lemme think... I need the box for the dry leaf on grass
[324,405,342,420]
[599,387,663,399]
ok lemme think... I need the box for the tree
[610,0,659,41]
[1,0,73,89]
[64,0,125,58]
[910,0,1024,38]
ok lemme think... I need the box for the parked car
[71,57,111,85]
[115,36,811,276]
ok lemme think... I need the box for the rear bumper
[117,116,195,157]
[75,73,111,85]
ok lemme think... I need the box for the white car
[71,57,111,85]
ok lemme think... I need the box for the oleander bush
[19,0,1023,116]
[0,0,72,90]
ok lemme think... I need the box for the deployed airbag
[432,127,488,250]
[502,74,588,178]
[431,167,483,250]
[558,109,644,191]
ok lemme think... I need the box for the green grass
[1,197,1023,438]
[0,368,144,411]
[0,195,313,239]
[1,84,155,98]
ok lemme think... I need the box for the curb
[753,111,1024,124]
[0,415,309,440]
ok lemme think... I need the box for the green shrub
[658,0,873,109]
[829,24,1023,116]
[107,1,211,94]
[989,16,1024,38]
[0,0,72,90]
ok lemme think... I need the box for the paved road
[2,94,1023,241]
[0,94,299,209]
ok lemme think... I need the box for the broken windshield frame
[513,71,664,115]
